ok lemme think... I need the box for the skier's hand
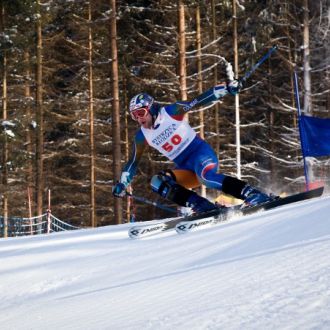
[120,171,131,186]
[112,182,127,198]
[227,79,243,95]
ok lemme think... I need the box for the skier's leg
[150,170,217,213]
[192,145,225,190]
[220,176,274,206]
[193,145,273,206]
[170,169,200,189]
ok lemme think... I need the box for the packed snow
[0,194,330,330]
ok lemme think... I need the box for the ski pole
[126,192,180,215]
[240,45,278,85]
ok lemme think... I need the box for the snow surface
[1,195,330,330]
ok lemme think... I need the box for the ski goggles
[130,107,149,121]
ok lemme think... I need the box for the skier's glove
[120,171,131,186]
[112,182,127,198]
[112,171,131,198]
[227,79,243,95]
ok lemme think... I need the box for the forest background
[0,0,329,228]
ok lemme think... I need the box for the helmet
[129,93,154,113]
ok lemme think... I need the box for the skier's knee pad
[150,172,193,207]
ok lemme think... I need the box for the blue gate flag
[300,114,330,157]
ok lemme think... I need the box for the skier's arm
[175,81,242,114]
[113,130,147,197]
[121,130,147,185]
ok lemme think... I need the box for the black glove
[112,182,127,198]
[227,79,243,95]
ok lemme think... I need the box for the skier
[112,81,274,213]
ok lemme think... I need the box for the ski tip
[128,222,167,239]
[307,185,324,195]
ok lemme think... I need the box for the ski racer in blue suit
[113,81,273,213]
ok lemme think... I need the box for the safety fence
[0,212,81,238]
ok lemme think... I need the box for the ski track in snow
[0,195,330,329]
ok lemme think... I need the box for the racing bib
[141,107,196,160]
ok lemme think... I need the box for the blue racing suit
[121,83,229,191]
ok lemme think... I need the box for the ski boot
[220,175,274,208]
[186,192,218,213]
[241,185,273,208]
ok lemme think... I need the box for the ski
[128,220,174,239]
[128,186,324,239]
[175,186,324,234]
[128,208,231,239]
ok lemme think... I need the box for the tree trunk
[211,0,221,158]
[268,64,276,183]
[177,0,187,101]
[302,0,314,183]
[232,0,241,179]
[123,75,131,223]
[196,5,206,197]
[88,2,96,227]
[24,50,34,216]
[196,5,204,139]
[303,0,312,115]
[35,0,44,216]
[109,0,122,224]
[1,2,8,237]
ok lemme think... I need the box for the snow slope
[0,195,330,330]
